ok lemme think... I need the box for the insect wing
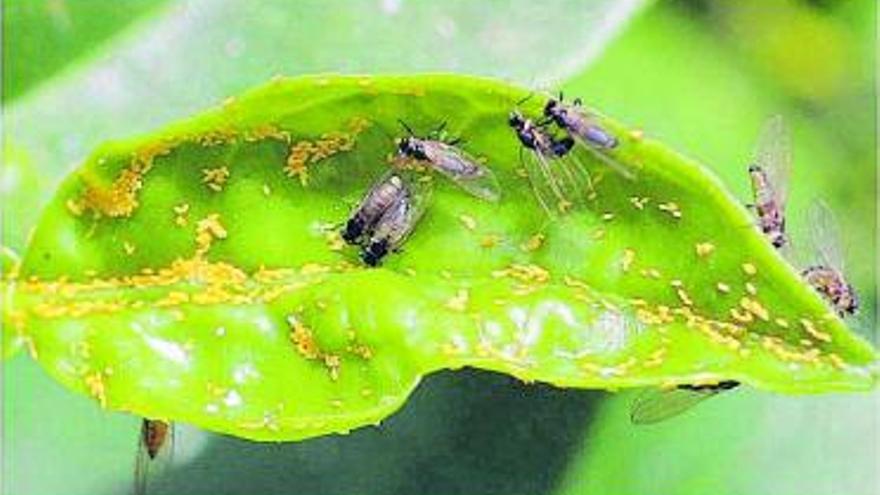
[551,149,594,207]
[806,200,846,272]
[520,143,595,216]
[630,387,724,425]
[753,115,791,209]
[422,141,501,202]
[371,172,431,250]
[558,106,633,180]
[519,146,568,217]
[344,170,406,243]
[565,106,613,147]
[134,419,175,495]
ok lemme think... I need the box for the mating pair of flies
[341,93,626,265]
[632,115,860,424]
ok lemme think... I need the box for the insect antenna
[515,92,534,107]
[397,119,416,136]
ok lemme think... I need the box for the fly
[341,170,409,245]
[133,418,174,495]
[397,121,501,202]
[748,115,790,249]
[543,93,634,179]
[508,108,591,215]
[360,172,430,266]
[801,200,859,317]
[630,380,740,425]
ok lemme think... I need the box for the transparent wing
[753,115,791,208]
[134,419,175,495]
[568,106,607,141]
[630,387,724,425]
[398,169,433,215]
[556,106,634,181]
[807,199,846,271]
[553,150,595,206]
[570,138,634,181]
[423,141,501,202]
[520,147,569,217]
[371,171,432,249]
[342,168,407,244]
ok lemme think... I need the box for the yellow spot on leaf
[284,117,371,186]
[800,318,831,343]
[629,196,650,210]
[325,230,345,252]
[84,371,108,408]
[66,198,85,216]
[459,214,477,231]
[78,141,173,217]
[480,234,501,248]
[195,214,228,256]
[445,289,470,312]
[202,166,230,192]
[173,203,190,226]
[658,201,682,219]
[520,233,545,252]
[621,248,636,273]
[288,316,320,360]
[695,242,715,258]
[740,296,769,321]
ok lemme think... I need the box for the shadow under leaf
[140,369,601,495]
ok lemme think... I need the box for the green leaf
[11,74,877,442]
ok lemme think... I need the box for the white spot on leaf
[224,390,243,407]
[143,335,190,367]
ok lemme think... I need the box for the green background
[2,1,877,494]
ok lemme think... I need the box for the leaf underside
[7,74,877,441]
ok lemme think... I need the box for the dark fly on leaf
[133,419,174,495]
[341,169,431,267]
[360,172,431,266]
[341,170,410,246]
[543,92,634,179]
[396,120,501,202]
[748,115,791,250]
[630,380,740,425]
[508,108,591,216]
[801,200,859,318]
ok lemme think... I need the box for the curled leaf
[9,75,877,441]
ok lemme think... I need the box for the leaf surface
[10,74,877,441]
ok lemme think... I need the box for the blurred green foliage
[2,0,168,101]
[2,0,876,494]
